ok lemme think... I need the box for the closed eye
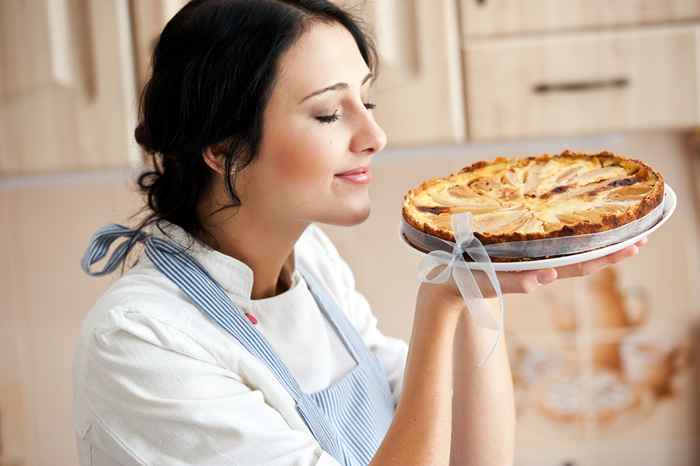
[316,102,377,124]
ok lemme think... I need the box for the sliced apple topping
[582,204,631,223]
[604,183,651,201]
[519,216,546,234]
[501,168,522,187]
[571,166,627,186]
[536,209,563,225]
[447,184,479,198]
[557,213,586,225]
[407,154,660,244]
[468,176,500,195]
[554,165,585,185]
[543,177,625,201]
[523,162,545,196]
[425,185,503,213]
[472,209,531,234]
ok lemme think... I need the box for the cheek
[272,132,337,186]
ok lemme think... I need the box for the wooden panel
[0,185,30,466]
[323,130,700,465]
[460,0,700,38]
[0,0,76,98]
[129,0,188,90]
[0,385,29,466]
[495,133,700,466]
[0,0,140,175]
[131,0,465,148]
[338,0,465,147]
[0,175,143,466]
[464,26,700,141]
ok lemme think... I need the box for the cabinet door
[460,0,700,38]
[464,26,700,140]
[0,0,139,175]
[0,179,144,466]
[129,0,188,90]
[338,0,466,147]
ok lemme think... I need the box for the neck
[196,188,308,300]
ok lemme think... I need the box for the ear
[202,144,228,176]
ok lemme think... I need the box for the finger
[508,269,558,294]
[515,269,558,293]
[536,268,558,285]
[556,245,639,278]
[472,269,540,296]
[612,244,640,261]
[501,271,541,294]
[635,237,649,247]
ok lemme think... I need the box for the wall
[1,130,698,465]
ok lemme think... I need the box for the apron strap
[300,268,392,389]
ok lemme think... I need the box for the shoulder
[75,264,242,373]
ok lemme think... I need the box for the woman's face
[236,22,387,228]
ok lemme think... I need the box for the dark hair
[128,0,378,256]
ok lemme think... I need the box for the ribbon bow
[80,223,190,277]
[416,212,504,367]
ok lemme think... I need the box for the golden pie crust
[402,150,664,260]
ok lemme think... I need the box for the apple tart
[402,150,664,261]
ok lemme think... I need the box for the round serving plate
[400,183,676,272]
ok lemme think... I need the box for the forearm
[451,300,515,466]
[370,288,461,466]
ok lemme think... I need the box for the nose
[350,109,387,156]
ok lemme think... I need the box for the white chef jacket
[72,221,408,466]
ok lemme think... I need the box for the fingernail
[536,270,555,285]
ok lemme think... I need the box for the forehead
[275,22,370,99]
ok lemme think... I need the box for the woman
[74,1,648,465]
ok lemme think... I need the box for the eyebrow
[299,72,374,104]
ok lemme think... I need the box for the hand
[473,237,649,297]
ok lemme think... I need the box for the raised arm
[368,282,464,466]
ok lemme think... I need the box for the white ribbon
[416,212,504,368]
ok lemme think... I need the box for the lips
[335,166,369,176]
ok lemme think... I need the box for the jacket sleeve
[301,225,409,407]
[77,307,342,466]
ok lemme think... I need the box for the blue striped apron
[81,223,396,465]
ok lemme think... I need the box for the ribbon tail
[80,223,142,276]
[451,213,505,367]
[477,331,502,369]
[452,264,500,330]
[417,250,455,283]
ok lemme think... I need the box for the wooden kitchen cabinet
[4,1,698,167]
[0,0,140,176]
[343,0,466,147]
[460,0,700,38]
[488,133,700,466]
[129,0,468,148]
[464,25,700,141]
[0,177,144,466]
[129,0,188,90]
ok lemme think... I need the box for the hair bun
[134,123,156,152]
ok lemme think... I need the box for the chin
[319,202,371,227]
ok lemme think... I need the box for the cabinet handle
[533,77,629,94]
